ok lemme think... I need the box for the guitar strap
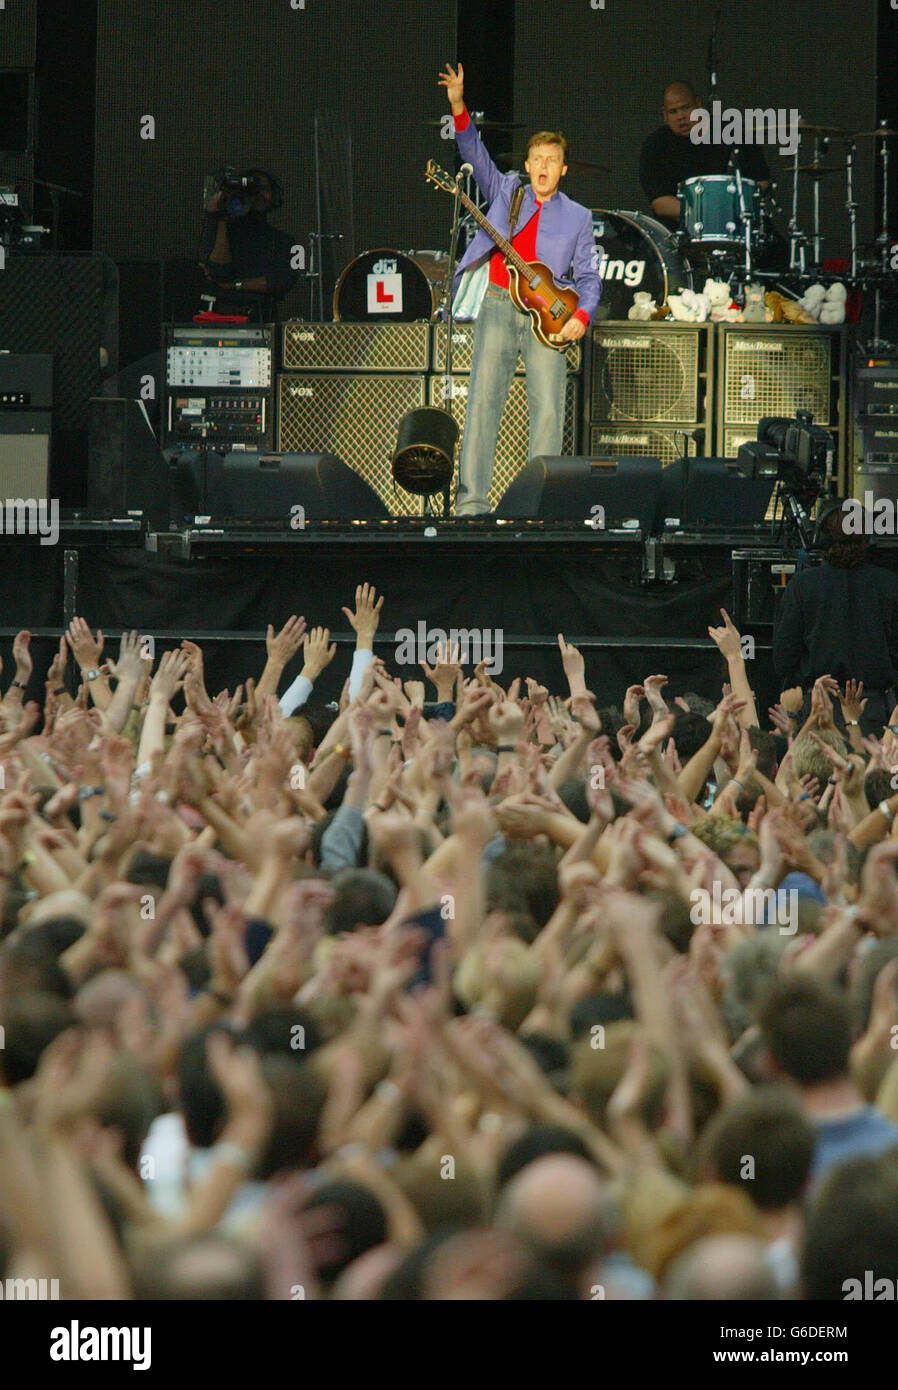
[507,182,524,241]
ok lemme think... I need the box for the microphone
[457,162,473,178]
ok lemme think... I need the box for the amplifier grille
[277,373,426,514]
[721,329,832,425]
[591,325,703,422]
[282,322,430,372]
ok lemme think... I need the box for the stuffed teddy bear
[702,277,740,322]
[627,291,656,321]
[741,283,770,323]
[799,283,826,318]
[819,282,847,325]
[668,288,710,322]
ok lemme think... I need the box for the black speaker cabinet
[496,455,662,532]
[87,397,169,529]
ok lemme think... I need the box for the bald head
[663,82,700,137]
[662,1235,781,1300]
[496,1154,607,1280]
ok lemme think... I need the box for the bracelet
[376,730,393,738]
[846,720,860,727]
[666,823,688,841]
[496,744,516,753]
[78,786,106,802]
[879,800,894,821]
[730,777,745,792]
[53,687,67,697]
[375,1080,401,1104]
[10,680,26,690]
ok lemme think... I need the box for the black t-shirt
[639,125,770,230]
[773,559,898,691]
[199,211,299,311]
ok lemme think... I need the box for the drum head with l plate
[591,210,692,320]
[333,249,437,322]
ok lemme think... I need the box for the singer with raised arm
[438,62,601,517]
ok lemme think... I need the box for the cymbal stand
[787,141,806,272]
[733,161,753,279]
[873,126,894,349]
[811,135,828,264]
[845,141,858,282]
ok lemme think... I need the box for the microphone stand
[436,168,466,518]
[707,5,723,102]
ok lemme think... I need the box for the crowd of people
[2,579,898,1302]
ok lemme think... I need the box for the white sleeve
[279,673,314,717]
[348,648,374,701]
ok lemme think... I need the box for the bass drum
[591,210,691,320]
[333,249,436,322]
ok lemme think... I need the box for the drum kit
[332,113,897,347]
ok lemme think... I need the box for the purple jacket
[453,111,602,323]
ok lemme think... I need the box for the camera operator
[773,500,898,736]
[198,168,299,320]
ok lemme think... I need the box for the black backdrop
[93,0,458,319]
[513,0,879,259]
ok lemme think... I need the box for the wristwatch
[84,668,99,681]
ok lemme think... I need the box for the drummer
[639,81,770,232]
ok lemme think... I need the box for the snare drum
[333,249,438,322]
[678,174,760,251]
[591,210,692,320]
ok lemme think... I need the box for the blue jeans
[456,285,568,515]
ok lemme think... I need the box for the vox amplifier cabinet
[282,321,430,372]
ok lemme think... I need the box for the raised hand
[341,582,384,650]
[557,632,587,696]
[108,630,144,684]
[438,62,464,108]
[65,618,104,672]
[707,607,743,662]
[421,639,463,700]
[839,678,867,725]
[150,647,191,703]
[300,626,337,682]
[12,628,34,684]
[265,615,307,667]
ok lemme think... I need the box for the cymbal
[795,163,847,175]
[497,152,611,174]
[852,126,898,139]
[796,119,853,136]
[422,116,524,129]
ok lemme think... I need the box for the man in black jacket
[199,169,299,320]
[773,502,898,735]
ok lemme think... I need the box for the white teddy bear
[627,291,656,321]
[800,283,826,318]
[668,288,710,322]
[701,278,741,322]
[819,282,847,325]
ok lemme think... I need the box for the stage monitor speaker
[658,457,775,529]
[496,455,662,532]
[87,397,170,529]
[215,452,387,522]
[0,416,51,497]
